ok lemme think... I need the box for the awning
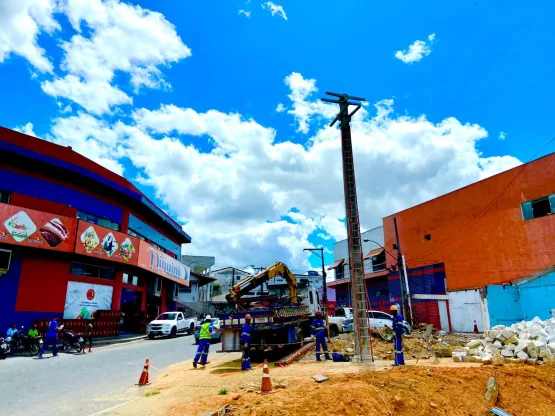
[327,259,345,270]
[364,248,384,259]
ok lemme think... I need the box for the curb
[93,335,147,348]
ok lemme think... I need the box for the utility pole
[303,247,328,308]
[393,217,412,324]
[321,91,372,362]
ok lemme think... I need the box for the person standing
[240,314,252,371]
[311,310,331,361]
[82,319,93,354]
[193,315,214,368]
[39,317,61,359]
[390,305,405,366]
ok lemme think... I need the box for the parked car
[147,312,198,339]
[328,307,353,336]
[193,319,222,344]
[342,310,412,334]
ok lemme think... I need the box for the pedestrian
[82,319,93,354]
[240,314,252,371]
[39,317,61,359]
[390,305,405,366]
[193,315,214,368]
[311,310,331,361]
[28,324,39,338]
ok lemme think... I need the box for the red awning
[327,259,345,270]
[364,248,384,259]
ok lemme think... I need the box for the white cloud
[238,9,251,18]
[0,0,60,72]
[276,103,286,112]
[262,2,287,20]
[395,33,436,64]
[14,122,38,137]
[36,72,521,270]
[41,75,132,115]
[499,131,507,140]
[37,0,191,114]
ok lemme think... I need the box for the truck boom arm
[226,262,298,308]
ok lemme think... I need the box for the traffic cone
[137,359,151,386]
[473,320,479,334]
[258,359,274,395]
[263,359,270,374]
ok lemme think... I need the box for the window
[336,266,345,280]
[128,229,146,241]
[122,273,142,287]
[0,190,10,204]
[70,262,115,281]
[522,195,554,220]
[309,291,314,305]
[0,248,12,271]
[77,210,120,231]
[373,288,390,297]
[371,252,386,272]
[335,308,346,317]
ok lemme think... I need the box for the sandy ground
[107,346,555,416]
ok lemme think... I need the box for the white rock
[488,330,500,339]
[469,348,480,356]
[492,354,503,366]
[520,333,530,341]
[467,339,482,349]
[539,348,552,358]
[533,340,547,349]
[492,325,506,331]
[531,316,542,324]
[527,358,538,365]
[514,340,528,353]
[547,343,555,353]
[501,349,514,357]
[516,351,529,360]
[505,344,516,352]
[490,346,500,355]
[501,329,514,339]
[481,356,492,364]
[493,340,503,348]
[453,354,464,362]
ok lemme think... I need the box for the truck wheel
[188,323,195,335]
[329,326,339,338]
[148,333,155,340]
[170,326,177,338]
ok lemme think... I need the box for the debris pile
[452,316,555,365]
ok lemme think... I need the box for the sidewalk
[93,333,146,348]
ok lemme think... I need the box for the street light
[303,247,328,308]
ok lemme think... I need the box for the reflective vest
[199,321,213,339]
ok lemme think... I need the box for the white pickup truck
[328,307,353,336]
[146,312,198,339]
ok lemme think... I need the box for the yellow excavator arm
[226,262,298,308]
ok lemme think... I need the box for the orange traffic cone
[258,359,274,395]
[137,359,151,386]
[473,320,479,334]
[263,359,270,374]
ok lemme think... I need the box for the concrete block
[482,339,493,348]
[469,348,480,356]
[491,325,506,331]
[514,340,528,353]
[501,349,514,358]
[543,354,552,363]
[490,346,500,355]
[516,351,529,360]
[501,329,514,339]
[493,340,503,348]
[453,347,469,353]
[531,316,542,324]
[453,354,464,362]
[527,345,539,358]
[533,340,547,349]
[547,343,555,353]
[526,358,538,365]
[488,330,500,339]
[492,354,503,366]
[520,333,530,341]
[467,339,482,349]
[469,356,482,363]
[503,335,519,345]
[539,348,552,358]
[505,344,516,352]
[481,356,492,364]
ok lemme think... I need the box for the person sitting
[28,324,39,338]
[7,324,18,338]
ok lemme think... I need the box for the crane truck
[217,262,321,357]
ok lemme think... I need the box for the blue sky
[0,0,553,271]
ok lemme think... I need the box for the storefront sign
[0,202,77,252]
[74,220,140,265]
[137,241,190,285]
[63,281,114,319]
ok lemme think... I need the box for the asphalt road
[0,334,209,416]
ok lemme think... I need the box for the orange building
[383,152,555,292]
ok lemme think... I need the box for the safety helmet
[245,314,252,320]
[315,310,322,316]
[205,315,212,320]
[389,305,399,312]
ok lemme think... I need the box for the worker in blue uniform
[311,310,331,361]
[390,305,405,366]
[240,314,253,371]
[193,315,214,368]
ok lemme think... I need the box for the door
[438,300,450,332]
[448,290,485,332]
[177,313,186,331]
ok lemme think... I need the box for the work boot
[193,361,197,368]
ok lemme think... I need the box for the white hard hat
[205,315,212,320]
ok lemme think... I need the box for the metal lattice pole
[322,92,372,361]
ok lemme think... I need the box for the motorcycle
[61,328,84,353]
[0,337,10,359]
[8,326,42,356]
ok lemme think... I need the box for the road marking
[86,398,140,416]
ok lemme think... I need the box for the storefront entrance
[120,288,143,333]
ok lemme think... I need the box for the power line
[407,136,555,263]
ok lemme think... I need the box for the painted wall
[383,153,555,290]
[333,226,384,262]
[487,270,555,326]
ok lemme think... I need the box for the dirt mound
[189,365,555,416]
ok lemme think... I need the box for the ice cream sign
[74,221,140,265]
[137,241,189,285]
[0,203,77,253]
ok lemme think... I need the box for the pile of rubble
[452,316,555,365]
